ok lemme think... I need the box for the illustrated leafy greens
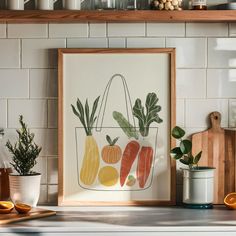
[133,93,163,137]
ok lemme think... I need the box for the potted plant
[6,116,42,207]
[171,126,215,209]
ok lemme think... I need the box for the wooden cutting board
[0,207,56,225]
[192,111,236,204]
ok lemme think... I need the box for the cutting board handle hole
[210,111,221,128]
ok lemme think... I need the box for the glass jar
[191,0,207,9]
[136,0,150,9]
[95,0,116,9]
[117,0,137,10]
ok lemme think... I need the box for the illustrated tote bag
[75,74,159,191]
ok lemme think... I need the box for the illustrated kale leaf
[133,93,163,137]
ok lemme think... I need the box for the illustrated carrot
[136,146,153,188]
[71,96,100,186]
[133,93,162,188]
[120,140,140,187]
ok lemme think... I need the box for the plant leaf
[71,104,88,135]
[180,140,192,154]
[170,147,182,154]
[133,98,145,134]
[112,137,119,145]
[170,147,183,159]
[180,158,190,166]
[189,154,194,164]
[194,151,202,164]
[133,93,162,137]
[76,98,84,120]
[90,96,100,125]
[106,135,112,145]
[85,99,90,130]
[113,111,139,139]
[171,126,185,139]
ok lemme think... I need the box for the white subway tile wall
[166,38,207,68]
[22,39,66,68]
[49,23,88,38]
[127,37,165,48]
[8,99,48,128]
[229,23,236,37]
[108,38,126,48]
[208,38,236,68]
[186,23,228,37]
[147,23,185,37]
[8,24,48,38]
[0,100,6,128]
[0,39,20,68]
[108,23,145,37]
[0,23,235,204]
[29,69,58,98]
[89,23,107,37]
[0,24,6,38]
[67,38,108,48]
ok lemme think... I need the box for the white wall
[0,22,236,204]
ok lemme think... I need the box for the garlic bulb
[150,0,182,10]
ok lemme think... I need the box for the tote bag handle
[96,73,136,132]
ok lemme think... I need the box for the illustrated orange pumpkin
[102,135,122,164]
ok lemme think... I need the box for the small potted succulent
[171,126,215,209]
[6,116,42,207]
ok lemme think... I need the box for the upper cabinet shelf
[0,10,236,23]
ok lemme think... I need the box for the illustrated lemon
[15,203,32,214]
[98,166,118,186]
[224,193,236,210]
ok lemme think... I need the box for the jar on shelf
[136,0,150,10]
[116,0,137,10]
[95,0,116,9]
[191,0,207,10]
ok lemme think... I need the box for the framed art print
[58,48,176,206]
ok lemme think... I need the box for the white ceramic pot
[9,174,41,207]
[7,0,30,10]
[63,0,82,10]
[182,167,215,205]
[36,0,58,10]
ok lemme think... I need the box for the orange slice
[0,201,14,214]
[15,203,32,214]
[224,193,236,209]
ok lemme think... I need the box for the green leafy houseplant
[171,126,202,169]
[6,115,42,176]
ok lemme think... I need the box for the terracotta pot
[0,168,12,200]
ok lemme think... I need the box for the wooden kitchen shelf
[0,10,235,23]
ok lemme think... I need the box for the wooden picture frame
[58,48,176,206]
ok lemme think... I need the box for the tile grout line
[20,38,22,69]
[88,22,91,38]
[6,22,8,38]
[28,69,30,99]
[6,99,9,129]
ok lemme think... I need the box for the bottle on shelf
[94,0,116,9]
[191,0,207,10]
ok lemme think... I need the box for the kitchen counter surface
[1,206,236,235]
